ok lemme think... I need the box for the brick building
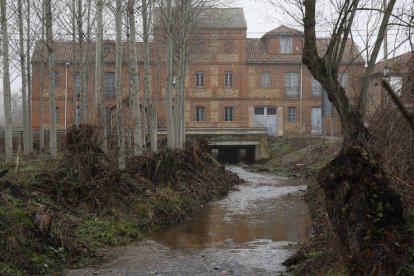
[31,8,365,136]
[368,51,414,114]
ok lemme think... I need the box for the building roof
[372,51,414,75]
[247,37,365,64]
[261,25,303,38]
[197,8,247,29]
[246,39,302,63]
[31,41,156,64]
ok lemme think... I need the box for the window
[104,72,115,97]
[261,72,271,88]
[195,72,204,88]
[106,108,112,128]
[285,72,299,97]
[196,106,205,121]
[338,73,349,89]
[288,107,296,123]
[224,71,233,88]
[280,37,292,54]
[224,107,233,121]
[254,107,265,115]
[311,78,322,97]
[55,107,59,123]
[389,76,402,96]
[53,71,60,88]
[75,73,81,96]
[75,106,81,126]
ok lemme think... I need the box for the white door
[254,106,277,136]
[311,107,322,135]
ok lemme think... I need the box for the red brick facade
[31,8,365,136]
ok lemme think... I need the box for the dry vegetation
[262,108,414,275]
[0,125,242,275]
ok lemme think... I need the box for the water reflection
[151,166,311,251]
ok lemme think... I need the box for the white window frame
[285,72,299,97]
[311,78,322,97]
[224,71,233,88]
[53,71,60,88]
[195,72,204,88]
[287,107,296,123]
[280,37,292,54]
[338,72,349,89]
[261,72,271,88]
[389,76,402,96]
[104,72,116,97]
[224,106,233,121]
[196,106,205,121]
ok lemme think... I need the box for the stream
[68,166,311,275]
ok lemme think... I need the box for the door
[311,107,322,135]
[254,106,277,136]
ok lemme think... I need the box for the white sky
[1,0,413,95]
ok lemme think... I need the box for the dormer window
[280,37,292,54]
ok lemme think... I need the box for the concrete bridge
[183,127,270,163]
[7,127,270,163]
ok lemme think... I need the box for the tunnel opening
[209,145,256,164]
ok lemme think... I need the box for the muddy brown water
[67,166,311,275]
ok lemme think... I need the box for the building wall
[31,27,363,137]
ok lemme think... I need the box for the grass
[0,143,241,275]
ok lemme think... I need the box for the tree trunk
[302,0,404,274]
[45,0,57,158]
[128,0,142,156]
[26,2,33,153]
[151,58,161,153]
[1,0,13,162]
[77,0,87,124]
[115,0,126,169]
[94,0,107,152]
[17,0,30,155]
[165,0,175,148]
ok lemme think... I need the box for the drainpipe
[65,62,70,130]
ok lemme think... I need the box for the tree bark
[45,0,57,158]
[165,0,175,148]
[17,0,30,155]
[1,0,13,162]
[302,0,405,273]
[94,0,107,152]
[115,0,126,169]
[128,0,143,156]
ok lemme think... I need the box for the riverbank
[253,136,348,274]
[0,127,242,275]
[262,136,414,275]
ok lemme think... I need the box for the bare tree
[115,0,126,169]
[94,0,107,151]
[128,0,143,155]
[45,0,57,158]
[1,0,13,161]
[17,0,31,155]
[302,0,405,274]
